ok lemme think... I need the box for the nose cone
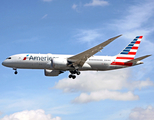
[2,60,10,67]
[2,61,6,66]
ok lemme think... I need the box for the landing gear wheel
[68,74,76,79]
[70,70,81,75]
[76,71,80,75]
[72,75,76,79]
[69,74,72,78]
[14,71,18,74]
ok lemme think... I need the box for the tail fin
[115,36,143,62]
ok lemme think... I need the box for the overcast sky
[0,0,154,120]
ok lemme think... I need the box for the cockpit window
[7,57,11,59]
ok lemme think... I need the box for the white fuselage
[2,53,126,71]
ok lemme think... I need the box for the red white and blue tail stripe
[111,36,143,66]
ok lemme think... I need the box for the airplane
[2,35,151,79]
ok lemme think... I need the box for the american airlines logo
[23,54,29,60]
[23,55,52,61]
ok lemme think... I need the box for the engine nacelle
[52,58,68,69]
[44,69,60,76]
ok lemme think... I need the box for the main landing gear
[69,74,76,79]
[69,70,81,79]
[13,68,18,74]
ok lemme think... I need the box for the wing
[125,55,151,63]
[68,34,122,68]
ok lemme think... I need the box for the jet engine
[52,58,68,69]
[44,69,60,76]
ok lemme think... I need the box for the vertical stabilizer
[115,36,143,62]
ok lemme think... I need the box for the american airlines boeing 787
[2,35,151,79]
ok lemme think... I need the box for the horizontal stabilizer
[125,55,151,63]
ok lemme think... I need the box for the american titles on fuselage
[27,55,52,61]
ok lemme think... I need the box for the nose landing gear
[15,71,18,74]
[13,68,18,74]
